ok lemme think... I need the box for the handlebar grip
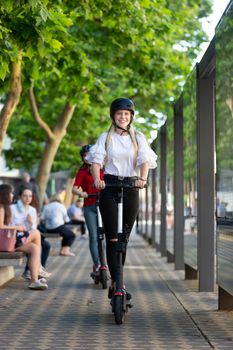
[105,182,147,189]
[87,193,99,198]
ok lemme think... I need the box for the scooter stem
[118,187,123,233]
[97,206,103,227]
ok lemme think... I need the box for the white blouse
[41,202,70,230]
[86,131,157,177]
[10,203,37,231]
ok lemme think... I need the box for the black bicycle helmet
[80,144,92,157]
[110,98,135,119]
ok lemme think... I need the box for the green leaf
[37,39,47,57]
[39,8,49,22]
[50,39,63,51]
[25,46,35,59]
[0,59,9,80]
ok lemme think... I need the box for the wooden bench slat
[0,252,25,259]
[42,233,61,238]
[0,259,24,266]
[0,252,25,267]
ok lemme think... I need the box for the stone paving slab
[0,233,232,349]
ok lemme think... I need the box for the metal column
[174,99,184,270]
[151,168,156,248]
[197,67,215,291]
[160,124,167,256]
[145,185,149,242]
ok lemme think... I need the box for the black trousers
[70,219,86,235]
[99,176,139,282]
[47,225,76,247]
[41,236,51,267]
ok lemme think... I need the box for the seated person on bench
[11,185,51,280]
[0,184,48,290]
[67,198,86,236]
[41,194,76,256]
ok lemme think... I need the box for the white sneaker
[39,266,52,279]
[39,278,47,284]
[28,279,48,290]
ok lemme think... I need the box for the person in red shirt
[72,145,104,279]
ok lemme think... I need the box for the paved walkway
[0,232,232,350]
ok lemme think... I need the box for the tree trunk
[0,53,23,153]
[35,103,76,207]
[64,177,75,208]
[36,138,59,206]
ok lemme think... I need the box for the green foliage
[0,1,72,82]
[1,0,213,174]
[166,108,174,178]
[183,68,197,184]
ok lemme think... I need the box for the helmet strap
[112,120,132,135]
[113,122,129,135]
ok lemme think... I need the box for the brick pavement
[0,232,232,350]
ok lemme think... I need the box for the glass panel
[216,2,233,295]
[183,68,198,269]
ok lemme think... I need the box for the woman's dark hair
[0,184,13,224]
[79,144,92,170]
[80,144,92,158]
[18,185,33,197]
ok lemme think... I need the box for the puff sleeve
[85,132,107,167]
[136,132,157,169]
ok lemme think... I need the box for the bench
[42,227,80,256]
[65,224,81,235]
[42,225,80,239]
[0,251,25,287]
[42,233,61,239]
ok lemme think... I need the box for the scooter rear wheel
[114,296,125,324]
[100,269,108,289]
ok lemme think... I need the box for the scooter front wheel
[114,295,125,324]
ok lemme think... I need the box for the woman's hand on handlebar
[135,178,147,189]
[80,191,88,198]
[93,179,106,189]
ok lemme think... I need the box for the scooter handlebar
[87,193,99,198]
[104,182,147,189]
[92,180,147,190]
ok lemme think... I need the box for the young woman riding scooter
[86,98,157,302]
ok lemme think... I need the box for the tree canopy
[0,0,212,200]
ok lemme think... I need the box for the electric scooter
[106,181,138,324]
[88,193,108,289]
